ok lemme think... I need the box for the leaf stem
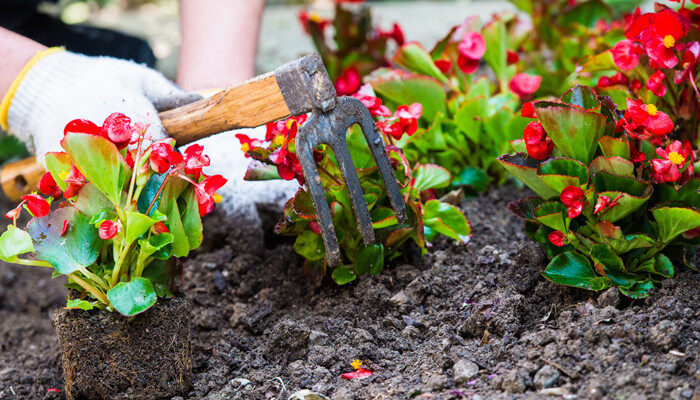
[68,273,110,306]
[146,174,171,216]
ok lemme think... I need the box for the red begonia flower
[509,73,542,97]
[560,186,584,218]
[523,121,553,160]
[194,174,228,216]
[630,143,647,163]
[60,220,69,236]
[63,164,86,198]
[152,221,169,235]
[149,141,183,174]
[4,203,23,221]
[101,113,134,150]
[646,70,667,97]
[183,144,210,179]
[675,41,700,84]
[458,32,486,60]
[593,195,611,214]
[378,23,405,45]
[652,140,692,183]
[434,59,452,75]
[457,54,479,73]
[377,103,422,140]
[520,102,536,118]
[623,99,674,138]
[612,40,642,70]
[341,368,373,380]
[548,231,567,247]
[39,172,62,200]
[507,50,520,65]
[352,93,392,117]
[235,133,263,158]
[99,220,121,240]
[298,11,330,34]
[64,119,102,137]
[336,67,361,96]
[21,194,50,217]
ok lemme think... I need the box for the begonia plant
[499,84,699,298]
[0,113,226,315]
[237,87,471,284]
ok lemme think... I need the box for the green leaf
[26,206,99,274]
[331,265,356,285]
[141,259,178,297]
[454,97,486,144]
[355,244,384,276]
[617,279,654,299]
[537,157,589,192]
[589,243,636,289]
[407,112,447,151]
[598,136,631,159]
[560,0,612,28]
[371,207,398,229]
[482,18,508,84]
[413,164,451,191]
[44,151,72,191]
[181,188,203,251]
[393,43,449,83]
[465,77,491,100]
[542,251,612,291]
[579,50,616,73]
[107,277,157,316]
[453,166,489,192]
[561,85,600,110]
[635,254,674,278]
[73,183,115,216]
[0,225,34,263]
[294,230,325,261]
[369,69,446,122]
[507,196,545,221]
[592,172,652,222]
[589,156,634,177]
[65,299,95,310]
[422,200,471,242]
[498,153,559,199]
[243,161,282,181]
[651,207,700,243]
[125,212,156,244]
[535,104,606,164]
[138,233,174,260]
[429,25,458,59]
[533,201,569,232]
[61,133,123,204]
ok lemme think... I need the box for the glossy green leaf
[371,207,398,229]
[589,243,636,289]
[125,212,156,244]
[332,265,356,285]
[167,200,189,258]
[561,85,600,110]
[589,156,634,177]
[542,251,612,291]
[407,112,447,151]
[26,206,99,274]
[579,50,616,73]
[598,136,631,159]
[651,207,700,243]
[482,18,508,84]
[65,299,95,310]
[181,187,204,250]
[535,104,606,164]
[560,0,612,28]
[369,69,446,122]
[294,230,325,261]
[61,133,123,204]
[107,277,157,316]
[244,161,282,180]
[592,172,652,222]
[413,164,451,191]
[393,43,449,83]
[533,201,569,232]
[0,225,34,262]
[537,157,589,192]
[44,151,72,191]
[453,166,489,192]
[355,244,384,276]
[454,97,486,144]
[635,254,674,278]
[141,259,178,297]
[73,183,115,216]
[617,279,654,298]
[498,153,559,199]
[422,199,471,242]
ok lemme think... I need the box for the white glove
[5,50,201,165]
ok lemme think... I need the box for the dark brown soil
[52,297,192,400]
[0,186,697,400]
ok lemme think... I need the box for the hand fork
[1,53,407,267]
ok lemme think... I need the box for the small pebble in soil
[453,359,479,385]
[534,365,561,389]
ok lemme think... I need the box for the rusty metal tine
[296,121,343,266]
[346,98,408,225]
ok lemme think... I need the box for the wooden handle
[160,73,291,145]
[1,156,46,203]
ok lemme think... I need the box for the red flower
[63,164,86,198]
[101,113,134,150]
[194,174,228,216]
[675,41,700,84]
[509,73,542,97]
[149,141,183,174]
[64,119,102,137]
[548,231,567,247]
[21,194,50,217]
[622,99,674,140]
[646,70,667,97]
[39,172,62,200]
[235,133,263,157]
[60,220,68,236]
[507,50,520,65]
[183,144,210,179]
[352,93,392,117]
[598,72,629,88]
[457,54,479,73]
[612,40,643,70]
[520,102,536,118]
[523,121,553,160]
[377,103,422,140]
[151,221,169,235]
[298,11,330,34]
[99,220,121,240]
[433,59,452,75]
[4,204,22,221]
[341,368,373,380]
[652,140,692,183]
[560,186,584,218]
[458,32,486,60]
[265,114,308,141]
[336,67,361,96]
[593,194,622,215]
[378,23,405,45]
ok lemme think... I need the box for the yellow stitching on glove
[0,47,65,130]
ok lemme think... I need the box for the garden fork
[0,53,407,267]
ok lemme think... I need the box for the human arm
[0,27,46,104]
[177,0,266,91]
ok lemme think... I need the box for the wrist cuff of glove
[0,47,65,130]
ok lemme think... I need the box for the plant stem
[146,174,171,216]
[317,163,344,186]
[125,139,145,212]
[68,273,110,306]
[12,258,52,268]
[77,266,110,291]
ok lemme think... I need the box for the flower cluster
[0,113,226,315]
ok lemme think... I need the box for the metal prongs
[295,96,408,267]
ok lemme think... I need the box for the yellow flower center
[213,193,222,203]
[58,170,69,181]
[241,143,250,152]
[272,134,285,146]
[351,359,363,370]
[663,35,676,48]
[668,151,685,165]
[309,12,323,23]
[646,104,658,116]
[286,119,297,130]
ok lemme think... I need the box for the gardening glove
[0,48,202,166]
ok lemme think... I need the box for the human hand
[3,49,201,166]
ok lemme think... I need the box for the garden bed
[0,185,697,400]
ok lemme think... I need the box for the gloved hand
[1,49,202,166]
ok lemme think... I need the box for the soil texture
[0,186,697,400]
